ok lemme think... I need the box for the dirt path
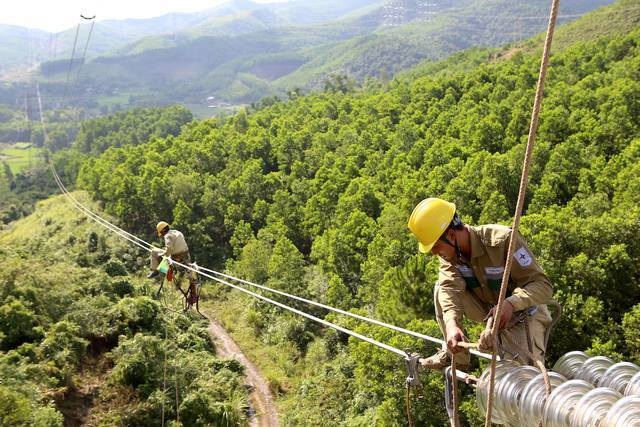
[207,316,280,427]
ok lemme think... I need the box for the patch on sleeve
[514,246,533,267]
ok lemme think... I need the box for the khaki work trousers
[434,283,552,366]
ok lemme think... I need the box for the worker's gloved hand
[478,329,495,353]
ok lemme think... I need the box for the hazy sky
[2,0,288,33]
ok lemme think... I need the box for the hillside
[0,193,250,425]
[401,0,640,80]
[273,0,620,91]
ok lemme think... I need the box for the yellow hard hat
[156,221,170,237]
[407,198,456,253]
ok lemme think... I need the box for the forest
[1,3,640,426]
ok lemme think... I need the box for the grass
[200,287,323,413]
[0,143,44,174]
[0,191,130,254]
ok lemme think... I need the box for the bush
[109,279,135,298]
[0,298,42,350]
[109,333,165,397]
[31,405,64,427]
[104,260,128,277]
[65,296,112,338]
[39,321,88,384]
[179,391,244,427]
[109,296,161,336]
[0,385,31,425]
[623,304,640,363]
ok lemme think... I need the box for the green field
[0,143,44,174]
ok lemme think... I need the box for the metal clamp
[405,351,422,388]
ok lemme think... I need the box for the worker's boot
[146,270,160,279]
[420,349,470,371]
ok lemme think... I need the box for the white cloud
[1,0,288,32]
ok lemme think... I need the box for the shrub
[179,391,243,427]
[108,297,161,336]
[39,321,88,383]
[0,298,42,350]
[0,385,31,425]
[109,279,135,298]
[31,405,64,427]
[104,260,128,277]
[109,333,164,397]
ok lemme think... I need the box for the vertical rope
[175,357,180,423]
[161,323,168,427]
[483,1,561,426]
[451,356,459,427]
[405,383,414,427]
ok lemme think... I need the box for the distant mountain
[38,0,618,107]
[2,0,626,114]
[273,0,620,92]
[0,25,50,74]
[0,0,383,77]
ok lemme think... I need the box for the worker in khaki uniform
[407,198,553,369]
[147,221,191,278]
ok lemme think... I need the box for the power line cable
[49,161,498,362]
[76,18,96,80]
[63,24,81,101]
[47,161,437,359]
[196,264,494,359]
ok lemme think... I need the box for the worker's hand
[478,329,495,353]
[445,320,465,354]
[486,300,514,330]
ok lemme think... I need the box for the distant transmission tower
[417,1,438,22]
[384,0,439,26]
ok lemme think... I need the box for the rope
[451,356,459,427]
[405,383,414,427]
[161,323,168,427]
[174,353,180,423]
[484,1,561,425]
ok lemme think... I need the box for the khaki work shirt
[438,225,553,325]
[161,229,189,258]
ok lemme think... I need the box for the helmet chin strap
[439,230,469,265]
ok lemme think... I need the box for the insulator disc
[599,362,640,394]
[601,395,640,427]
[625,371,640,397]
[518,371,567,427]
[569,387,622,427]
[542,379,594,427]
[494,365,540,425]
[552,351,589,379]
[476,360,520,424]
[574,356,614,386]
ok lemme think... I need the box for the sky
[1,0,288,33]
